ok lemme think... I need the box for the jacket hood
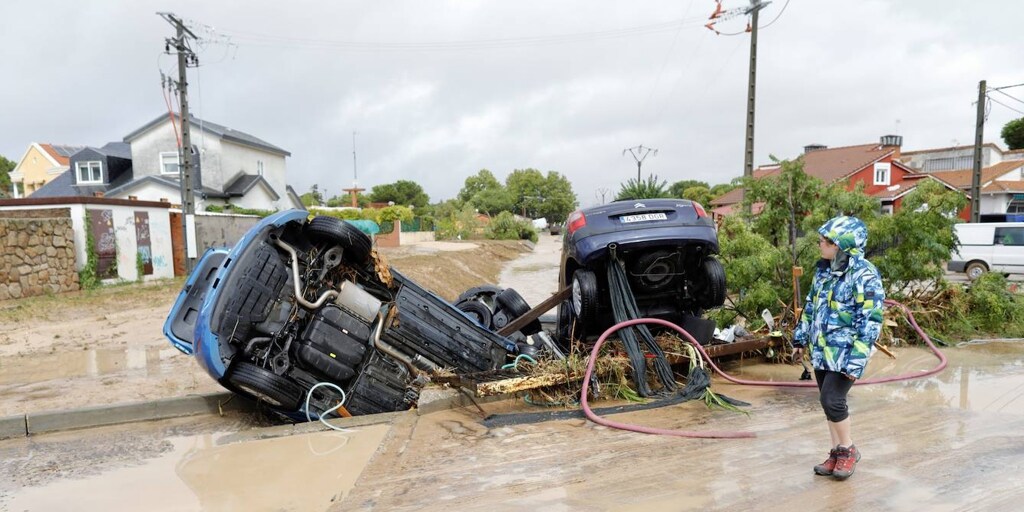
[818,215,868,257]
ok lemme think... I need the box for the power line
[759,0,791,29]
[991,88,1024,106]
[988,95,1024,116]
[218,16,711,52]
[623,145,658,182]
[991,82,1024,91]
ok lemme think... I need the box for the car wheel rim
[572,277,583,316]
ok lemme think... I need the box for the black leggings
[814,369,855,422]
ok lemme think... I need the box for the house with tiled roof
[710,135,958,218]
[926,160,1024,216]
[30,113,304,211]
[8,143,86,197]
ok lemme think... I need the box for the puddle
[8,423,390,511]
[0,346,180,385]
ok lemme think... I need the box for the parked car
[164,210,516,420]
[555,198,726,346]
[948,222,1024,279]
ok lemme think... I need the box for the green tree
[300,184,324,207]
[1002,117,1024,150]
[504,168,578,222]
[470,187,516,216]
[668,179,709,198]
[0,154,15,198]
[458,169,502,203]
[506,168,547,217]
[537,171,578,223]
[369,180,429,208]
[680,186,713,206]
[615,174,668,201]
[868,178,966,293]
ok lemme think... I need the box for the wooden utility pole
[742,0,768,215]
[970,80,986,223]
[159,12,199,272]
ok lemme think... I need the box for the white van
[948,222,1024,279]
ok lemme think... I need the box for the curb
[0,392,251,439]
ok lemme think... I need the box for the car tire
[571,269,599,325]
[695,257,726,309]
[306,216,372,266]
[457,300,494,329]
[456,285,503,311]
[495,288,541,335]
[555,300,576,348]
[966,261,987,280]
[227,362,304,410]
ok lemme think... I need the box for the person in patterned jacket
[792,215,884,481]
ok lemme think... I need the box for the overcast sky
[4,0,1023,207]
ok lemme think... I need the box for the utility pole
[596,187,610,205]
[743,0,768,215]
[343,130,365,208]
[623,145,657,182]
[159,12,199,273]
[970,80,986,223]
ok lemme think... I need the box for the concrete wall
[0,208,79,300]
[400,230,436,244]
[194,213,261,252]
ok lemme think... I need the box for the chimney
[804,144,827,153]
[93,191,104,198]
[128,195,138,201]
[880,134,902,159]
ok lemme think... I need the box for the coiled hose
[579,299,946,438]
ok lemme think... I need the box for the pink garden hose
[579,299,946,438]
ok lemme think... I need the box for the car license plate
[620,213,668,223]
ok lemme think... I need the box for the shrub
[486,211,538,243]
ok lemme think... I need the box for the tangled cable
[579,299,947,438]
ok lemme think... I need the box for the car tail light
[567,211,586,234]
[692,202,707,218]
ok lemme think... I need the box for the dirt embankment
[0,240,530,416]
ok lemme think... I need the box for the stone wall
[0,216,80,300]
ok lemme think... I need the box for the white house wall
[231,184,278,210]
[219,141,288,210]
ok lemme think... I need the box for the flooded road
[1,414,390,512]
[339,342,1024,511]
[7,341,1018,511]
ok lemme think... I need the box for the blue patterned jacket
[793,216,885,379]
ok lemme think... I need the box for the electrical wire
[992,88,1024,106]
[992,82,1024,91]
[218,16,710,52]
[758,0,791,29]
[988,95,1024,116]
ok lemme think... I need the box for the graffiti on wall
[88,209,117,278]
[135,212,153,276]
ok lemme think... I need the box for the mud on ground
[0,240,529,416]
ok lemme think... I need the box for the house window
[873,162,891,186]
[160,151,181,175]
[76,161,102,184]
[257,160,264,176]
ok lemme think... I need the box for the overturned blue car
[164,210,517,420]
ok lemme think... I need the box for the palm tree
[615,174,669,200]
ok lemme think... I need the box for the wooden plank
[497,286,571,336]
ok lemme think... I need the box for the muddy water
[0,346,180,385]
[3,421,390,512]
[342,343,1024,511]
[498,232,562,308]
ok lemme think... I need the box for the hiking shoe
[813,446,839,476]
[832,445,861,480]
